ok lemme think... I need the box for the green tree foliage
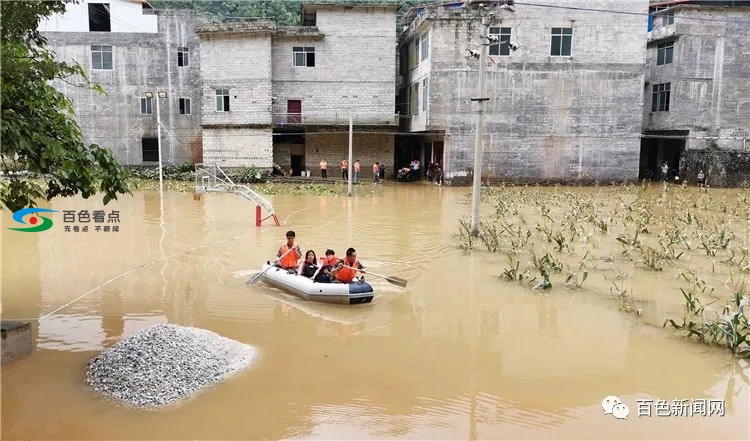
[0,0,131,212]
[150,0,422,26]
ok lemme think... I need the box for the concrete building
[643,0,750,186]
[196,3,398,177]
[38,0,203,165]
[397,0,649,183]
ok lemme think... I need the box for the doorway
[290,143,304,176]
[287,100,302,124]
[640,133,687,180]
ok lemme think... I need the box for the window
[215,89,230,112]
[550,27,573,57]
[91,45,113,70]
[88,3,111,32]
[412,82,419,116]
[293,47,315,67]
[420,33,430,61]
[656,41,674,66]
[662,11,674,26]
[142,1,153,10]
[414,39,420,67]
[422,78,428,111]
[406,86,413,115]
[652,82,671,112]
[302,11,316,26]
[179,98,191,115]
[142,138,159,162]
[489,27,512,56]
[177,47,189,67]
[140,97,152,115]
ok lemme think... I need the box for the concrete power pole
[470,12,491,236]
[348,115,353,197]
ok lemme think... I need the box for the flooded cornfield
[2,182,749,440]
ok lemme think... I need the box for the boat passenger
[330,247,366,283]
[311,249,338,283]
[320,249,337,267]
[276,230,302,271]
[297,250,319,277]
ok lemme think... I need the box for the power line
[400,1,750,26]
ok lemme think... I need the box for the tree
[0,0,131,212]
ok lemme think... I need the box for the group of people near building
[396,160,443,185]
[274,230,366,283]
[319,159,386,183]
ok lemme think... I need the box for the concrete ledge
[1,321,32,364]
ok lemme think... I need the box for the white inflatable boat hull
[259,264,375,305]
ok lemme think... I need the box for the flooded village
[1,0,750,440]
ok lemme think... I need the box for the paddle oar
[246,246,298,285]
[342,265,408,288]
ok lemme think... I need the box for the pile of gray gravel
[85,324,254,408]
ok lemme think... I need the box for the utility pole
[470,11,490,236]
[348,115,353,196]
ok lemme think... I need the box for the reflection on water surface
[1,184,749,440]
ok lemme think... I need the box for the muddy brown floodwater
[1,183,749,440]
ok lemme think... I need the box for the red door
[287,100,302,124]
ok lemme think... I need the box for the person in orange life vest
[276,230,301,270]
[320,249,337,267]
[341,159,348,180]
[354,159,361,183]
[329,247,366,283]
[309,249,336,283]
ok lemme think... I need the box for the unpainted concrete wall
[304,133,395,179]
[399,0,648,182]
[43,11,203,165]
[644,6,750,152]
[271,6,397,124]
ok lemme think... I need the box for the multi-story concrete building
[397,0,649,183]
[38,0,203,166]
[643,0,750,186]
[196,3,398,176]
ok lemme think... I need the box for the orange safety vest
[341,160,348,169]
[354,162,361,172]
[279,244,300,268]
[373,164,379,173]
[321,255,337,267]
[335,257,358,283]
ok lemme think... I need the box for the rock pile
[85,324,254,408]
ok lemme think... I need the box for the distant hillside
[150,0,427,26]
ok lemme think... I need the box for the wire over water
[5,206,316,322]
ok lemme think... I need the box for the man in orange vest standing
[354,159,361,183]
[341,159,348,180]
[330,247,366,283]
[276,230,302,271]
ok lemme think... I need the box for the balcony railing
[272,112,399,126]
